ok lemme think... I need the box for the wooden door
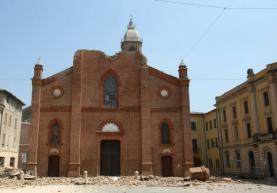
[100,140,120,176]
[161,156,173,177]
[48,155,60,177]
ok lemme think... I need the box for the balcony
[253,132,277,142]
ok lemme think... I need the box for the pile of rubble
[0,166,244,189]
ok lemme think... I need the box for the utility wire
[184,0,237,59]
[155,0,277,10]
[184,7,227,59]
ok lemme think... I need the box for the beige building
[18,107,31,170]
[191,110,221,175]
[216,62,277,178]
[0,89,24,168]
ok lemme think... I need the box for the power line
[155,0,277,10]
[184,0,237,59]
[185,7,227,59]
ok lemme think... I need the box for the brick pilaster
[27,64,43,176]
[179,65,193,176]
[68,51,83,177]
[140,63,153,175]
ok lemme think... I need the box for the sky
[0,0,277,112]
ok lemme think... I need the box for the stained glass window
[104,75,118,107]
[51,122,60,145]
[161,123,170,144]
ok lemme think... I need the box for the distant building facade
[191,110,221,175]
[27,19,193,177]
[0,89,24,168]
[204,110,221,175]
[216,63,277,178]
[18,107,31,170]
[190,112,207,167]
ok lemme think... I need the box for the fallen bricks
[189,166,210,181]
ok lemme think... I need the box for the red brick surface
[27,50,192,177]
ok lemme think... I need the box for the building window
[225,152,230,168]
[223,110,227,122]
[211,138,214,148]
[234,126,239,140]
[209,159,213,169]
[13,137,16,147]
[207,139,210,149]
[14,118,17,129]
[213,119,217,128]
[263,91,270,106]
[215,138,218,148]
[102,123,120,132]
[224,129,229,142]
[244,101,249,114]
[0,157,4,167]
[2,134,6,147]
[191,121,196,130]
[8,115,12,126]
[192,139,198,153]
[267,117,273,133]
[246,122,252,138]
[235,151,241,168]
[232,106,237,119]
[4,113,7,125]
[10,157,15,167]
[205,122,208,131]
[103,74,118,107]
[161,122,170,144]
[128,46,136,51]
[51,122,61,145]
[216,159,220,168]
[209,120,212,130]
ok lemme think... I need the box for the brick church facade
[27,19,193,177]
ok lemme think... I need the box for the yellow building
[215,62,277,178]
[191,110,221,175]
[190,112,207,167]
[204,109,221,175]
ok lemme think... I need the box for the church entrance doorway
[48,155,60,177]
[100,140,120,176]
[161,155,173,177]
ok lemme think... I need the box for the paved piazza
[1,181,277,193]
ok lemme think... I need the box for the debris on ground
[189,166,210,181]
[1,167,276,189]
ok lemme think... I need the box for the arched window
[128,46,136,51]
[161,122,170,144]
[102,123,120,132]
[103,74,118,107]
[51,122,61,145]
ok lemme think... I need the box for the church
[27,19,193,177]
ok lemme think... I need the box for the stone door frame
[95,132,125,176]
